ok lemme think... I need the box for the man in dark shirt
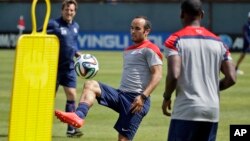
[46,0,82,137]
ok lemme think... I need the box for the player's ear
[147,28,151,33]
[144,28,150,36]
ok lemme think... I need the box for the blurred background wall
[0,1,249,34]
[0,0,249,50]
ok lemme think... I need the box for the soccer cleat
[55,110,84,128]
[236,69,244,75]
[66,128,84,138]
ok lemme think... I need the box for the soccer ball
[74,54,99,79]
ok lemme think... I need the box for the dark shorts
[97,82,150,140]
[242,40,250,53]
[56,69,76,88]
[167,119,218,141]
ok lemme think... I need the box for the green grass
[0,49,250,141]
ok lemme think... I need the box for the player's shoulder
[72,20,80,29]
[165,31,180,45]
[147,40,160,49]
[201,27,219,38]
[171,26,193,37]
[48,18,60,27]
[144,41,163,60]
[176,26,220,40]
[166,28,187,42]
[164,26,221,49]
[142,40,161,53]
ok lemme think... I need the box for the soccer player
[161,0,236,141]
[235,11,250,75]
[55,16,163,141]
[46,0,82,137]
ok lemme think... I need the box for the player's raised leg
[55,80,101,128]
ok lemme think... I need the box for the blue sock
[75,102,89,119]
[65,100,75,131]
[65,100,76,112]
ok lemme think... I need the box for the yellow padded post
[9,0,59,140]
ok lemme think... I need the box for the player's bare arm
[162,55,181,116]
[219,60,236,91]
[131,64,162,113]
[143,64,162,97]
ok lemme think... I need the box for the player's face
[130,18,149,44]
[61,3,76,23]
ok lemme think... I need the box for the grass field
[0,49,249,141]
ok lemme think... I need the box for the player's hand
[130,95,144,113]
[162,99,172,116]
[75,51,82,58]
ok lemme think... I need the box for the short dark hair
[181,0,202,16]
[62,0,78,10]
[134,16,152,30]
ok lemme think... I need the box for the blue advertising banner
[77,31,171,51]
[0,31,243,52]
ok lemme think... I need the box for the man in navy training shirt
[46,0,82,137]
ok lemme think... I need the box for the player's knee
[82,80,100,101]
[83,80,98,90]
